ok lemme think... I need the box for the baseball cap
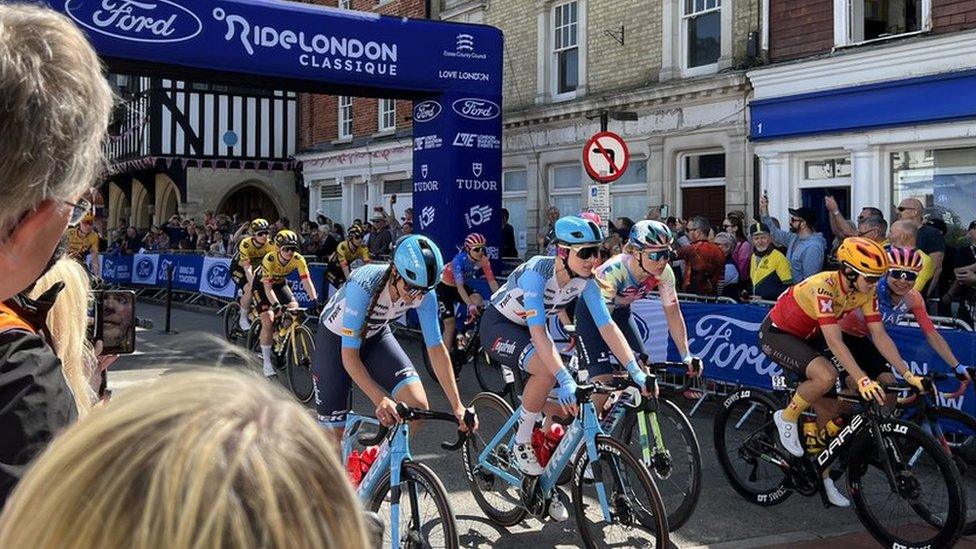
[748,221,770,236]
[788,207,817,228]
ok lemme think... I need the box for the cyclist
[65,213,100,278]
[324,225,370,291]
[437,233,499,352]
[313,235,469,443]
[229,218,275,331]
[838,246,971,382]
[253,230,318,380]
[759,237,923,505]
[480,216,651,510]
[575,220,703,401]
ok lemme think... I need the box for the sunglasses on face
[569,245,601,260]
[862,274,882,284]
[281,246,298,253]
[256,231,269,237]
[897,206,917,212]
[471,246,486,253]
[889,269,919,282]
[644,249,670,261]
[401,279,429,297]
[722,224,734,229]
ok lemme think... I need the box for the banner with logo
[99,254,132,285]
[199,257,235,298]
[131,254,159,285]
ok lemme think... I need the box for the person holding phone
[99,291,135,355]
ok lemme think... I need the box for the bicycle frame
[599,388,667,466]
[476,400,617,522]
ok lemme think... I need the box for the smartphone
[390,194,397,204]
[92,290,137,355]
[660,204,670,218]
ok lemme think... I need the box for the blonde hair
[0,369,369,549]
[27,257,98,416]
[0,4,113,231]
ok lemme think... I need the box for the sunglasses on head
[567,245,600,260]
[889,269,919,282]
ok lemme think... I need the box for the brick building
[751,0,976,246]
[296,0,426,228]
[443,0,763,255]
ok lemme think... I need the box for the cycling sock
[782,394,810,423]
[515,410,541,445]
[260,345,274,376]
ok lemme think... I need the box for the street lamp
[586,109,638,132]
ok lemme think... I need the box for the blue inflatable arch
[48,0,503,256]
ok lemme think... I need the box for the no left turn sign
[583,131,630,183]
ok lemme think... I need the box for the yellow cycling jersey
[334,240,370,266]
[236,237,276,266]
[66,227,99,259]
[259,251,310,285]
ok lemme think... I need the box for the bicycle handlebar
[356,403,476,450]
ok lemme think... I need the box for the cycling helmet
[392,235,444,290]
[629,220,673,250]
[579,211,603,226]
[250,218,270,233]
[465,233,487,249]
[552,215,603,246]
[837,237,888,277]
[347,226,363,239]
[887,246,924,272]
[274,229,300,249]
[81,213,95,224]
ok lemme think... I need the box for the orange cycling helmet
[837,237,888,277]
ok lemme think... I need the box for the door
[681,186,726,231]
[800,187,850,248]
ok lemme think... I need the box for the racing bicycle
[246,307,316,403]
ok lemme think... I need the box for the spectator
[501,208,518,258]
[645,206,662,220]
[537,206,560,253]
[723,213,752,285]
[198,225,214,252]
[143,225,170,252]
[665,216,680,234]
[316,214,331,233]
[714,232,741,298]
[303,230,322,256]
[333,223,346,241]
[748,222,793,300]
[889,220,935,293]
[614,217,635,242]
[759,194,826,282]
[401,221,414,235]
[0,369,370,549]
[898,197,946,297]
[824,196,885,239]
[368,214,393,258]
[209,230,227,256]
[945,220,976,325]
[675,216,725,296]
[857,216,888,244]
[121,226,141,254]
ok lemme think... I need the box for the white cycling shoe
[548,489,569,522]
[513,442,544,476]
[238,315,251,331]
[773,410,804,457]
[822,476,850,507]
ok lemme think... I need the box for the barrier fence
[103,253,976,416]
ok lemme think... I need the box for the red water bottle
[346,450,363,486]
[532,428,550,466]
[360,445,380,479]
[545,424,565,455]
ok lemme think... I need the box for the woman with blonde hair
[0,369,370,549]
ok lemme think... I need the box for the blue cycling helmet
[552,215,603,246]
[392,234,444,289]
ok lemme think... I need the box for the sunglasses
[722,224,734,229]
[789,218,803,224]
[889,269,919,282]
[644,249,671,261]
[256,231,269,237]
[471,246,486,253]
[281,246,298,253]
[897,206,918,212]
[565,245,600,260]
[862,274,883,284]
[63,198,93,226]
[401,279,430,297]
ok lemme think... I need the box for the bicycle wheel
[617,397,701,531]
[571,435,670,548]
[285,325,315,403]
[245,322,262,354]
[847,417,965,549]
[223,302,241,342]
[929,406,976,535]
[462,391,526,526]
[367,461,459,549]
[474,350,512,397]
[712,389,793,506]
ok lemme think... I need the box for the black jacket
[0,289,76,507]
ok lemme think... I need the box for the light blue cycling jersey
[321,263,442,349]
[489,256,612,328]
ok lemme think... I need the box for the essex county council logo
[208,263,231,289]
[66,0,203,44]
[136,258,154,278]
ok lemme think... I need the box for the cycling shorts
[479,306,536,371]
[575,304,645,378]
[435,282,474,321]
[816,332,891,381]
[758,317,891,382]
[312,325,420,426]
[254,281,295,312]
[230,262,251,294]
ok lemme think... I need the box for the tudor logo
[66,0,203,44]
[420,164,428,178]
[419,206,435,229]
[472,162,483,177]
[413,101,441,123]
[451,98,500,121]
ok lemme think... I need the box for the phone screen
[96,290,137,355]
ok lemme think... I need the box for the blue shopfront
[48,0,504,257]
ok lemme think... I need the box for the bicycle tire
[367,461,459,549]
[245,322,262,354]
[461,391,527,527]
[285,325,315,403]
[848,417,966,549]
[618,396,702,531]
[929,406,976,535]
[571,435,670,548]
[222,302,241,343]
[712,389,793,506]
[474,350,512,398]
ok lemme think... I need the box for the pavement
[113,302,976,548]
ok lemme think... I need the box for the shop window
[892,147,976,243]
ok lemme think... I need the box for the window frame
[834,0,931,48]
[318,179,343,221]
[548,162,584,215]
[551,0,580,102]
[889,145,976,234]
[797,153,853,190]
[678,150,726,188]
[338,0,352,9]
[338,96,353,140]
[503,168,530,256]
[378,98,396,133]
[608,157,648,222]
[681,0,722,76]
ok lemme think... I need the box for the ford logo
[413,101,441,123]
[208,264,231,289]
[65,0,203,44]
[451,98,500,121]
[633,313,650,344]
[136,258,154,278]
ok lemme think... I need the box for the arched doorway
[220,185,280,222]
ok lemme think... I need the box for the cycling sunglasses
[566,245,601,260]
[403,281,431,297]
[644,249,671,261]
[255,231,269,237]
[862,274,883,284]
[471,246,486,253]
[281,246,298,253]
[889,269,919,282]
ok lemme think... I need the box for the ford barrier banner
[132,254,159,285]
[199,257,235,298]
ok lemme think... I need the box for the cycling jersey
[333,240,370,267]
[838,277,936,336]
[234,236,275,266]
[66,227,99,259]
[258,252,310,285]
[321,263,442,349]
[750,249,793,300]
[489,256,611,327]
[768,270,881,340]
[442,251,496,287]
[594,254,678,308]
